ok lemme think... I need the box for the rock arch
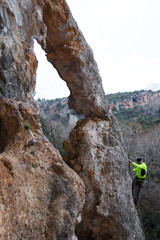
[0,0,145,239]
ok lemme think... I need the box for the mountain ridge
[144,83,160,91]
[38,89,160,114]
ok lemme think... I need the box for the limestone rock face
[0,0,145,239]
[0,98,84,240]
[0,0,46,105]
[64,116,145,240]
[0,0,108,117]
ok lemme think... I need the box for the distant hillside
[38,90,160,135]
[38,98,83,156]
[108,90,160,127]
[108,89,160,111]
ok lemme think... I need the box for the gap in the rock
[33,40,81,158]
[34,40,70,100]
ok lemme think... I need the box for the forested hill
[108,89,160,127]
[38,89,160,127]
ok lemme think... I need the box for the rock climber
[129,157,147,208]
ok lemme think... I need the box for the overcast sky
[34,0,160,100]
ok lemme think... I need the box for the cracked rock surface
[64,116,145,240]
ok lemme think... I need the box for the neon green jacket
[132,162,147,180]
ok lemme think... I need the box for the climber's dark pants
[132,177,145,206]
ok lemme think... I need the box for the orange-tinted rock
[0,98,85,239]
[0,0,145,239]
[41,0,109,118]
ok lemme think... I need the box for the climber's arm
[129,160,143,169]
[132,162,143,169]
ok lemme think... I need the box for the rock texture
[64,116,145,240]
[41,0,108,118]
[0,0,145,239]
[0,0,45,105]
[0,98,84,239]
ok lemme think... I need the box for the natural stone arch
[39,0,109,118]
[0,0,145,239]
